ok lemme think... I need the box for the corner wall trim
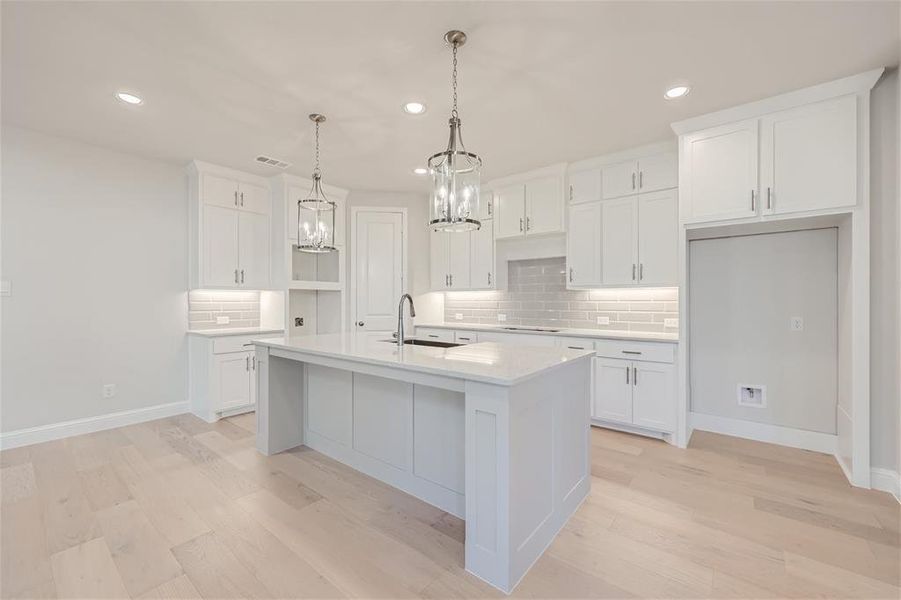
[689,412,838,455]
[0,401,188,450]
[871,468,901,502]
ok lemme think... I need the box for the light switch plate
[497,313,507,322]
[216,316,230,325]
[664,318,679,328]
[596,316,610,325]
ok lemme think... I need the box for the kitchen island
[252,332,593,594]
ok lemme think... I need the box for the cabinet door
[237,181,270,215]
[429,231,449,290]
[477,189,494,221]
[494,184,525,239]
[637,152,677,193]
[202,206,240,287]
[286,185,305,241]
[470,222,495,289]
[238,211,270,288]
[447,231,471,290]
[417,328,455,343]
[525,176,564,235]
[637,189,678,285]
[760,94,857,216]
[569,169,601,204]
[602,198,639,285]
[594,358,633,424]
[566,201,602,287]
[202,173,238,208]
[682,119,759,222]
[602,159,638,200]
[215,353,252,411]
[631,362,675,432]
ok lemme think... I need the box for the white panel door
[354,210,404,331]
[202,173,238,208]
[215,353,252,411]
[430,231,449,291]
[637,152,678,193]
[494,184,525,239]
[594,358,633,424]
[566,201,602,287]
[202,205,239,287]
[760,94,857,215]
[682,119,759,222]
[447,231,471,290]
[568,169,602,204]
[602,159,638,200]
[237,180,270,214]
[238,211,270,288]
[525,176,563,235]
[602,198,639,285]
[470,222,495,289]
[632,362,675,432]
[637,189,678,285]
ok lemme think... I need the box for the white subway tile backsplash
[188,290,261,330]
[444,257,678,333]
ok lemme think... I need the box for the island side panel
[255,345,304,456]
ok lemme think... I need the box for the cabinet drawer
[594,339,675,363]
[454,331,478,344]
[555,336,594,351]
[416,328,455,343]
[212,335,258,354]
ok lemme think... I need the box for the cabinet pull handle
[245,356,250,371]
[252,356,256,370]
[487,272,492,286]
[569,184,573,202]
[240,269,245,284]
[526,216,531,230]
[567,346,584,350]
[519,217,523,232]
[632,264,636,281]
[242,343,253,347]
[626,367,630,384]
[639,171,643,189]
[751,189,756,212]
[234,190,238,206]
[459,337,471,341]
[569,268,574,283]
[633,366,638,385]
[632,172,636,190]
[240,191,244,207]
[449,274,453,287]
[639,263,644,281]
[427,334,439,338]
[767,187,772,210]
[622,350,642,355]
[488,199,492,216]
[234,269,239,283]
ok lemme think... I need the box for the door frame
[349,206,409,331]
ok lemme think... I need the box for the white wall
[1,126,188,432]
[689,229,839,433]
[870,69,900,473]
[344,191,443,326]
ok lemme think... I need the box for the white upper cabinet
[601,197,639,285]
[477,188,495,221]
[189,161,272,290]
[525,176,564,235]
[447,231,471,290]
[494,184,526,239]
[637,189,678,286]
[566,202,602,287]
[430,230,450,291]
[760,94,857,215]
[680,119,759,223]
[636,152,678,193]
[431,224,494,292]
[602,159,638,200]
[568,169,602,205]
[470,222,495,290]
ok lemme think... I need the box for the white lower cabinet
[189,333,264,422]
[594,358,633,424]
[416,328,455,343]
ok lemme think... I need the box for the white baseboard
[871,468,901,502]
[0,401,188,450]
[689,412,837,455]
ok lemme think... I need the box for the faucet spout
[396,294,415,347]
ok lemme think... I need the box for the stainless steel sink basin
[380,338,462,348]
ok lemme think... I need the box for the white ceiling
[3,1,898,192]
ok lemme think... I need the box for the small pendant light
[296,113,337,253]
[428,30,482,232]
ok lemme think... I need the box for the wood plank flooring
[2,412,898,599]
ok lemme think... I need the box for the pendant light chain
[451,42,458,119]
[313,120,321,178]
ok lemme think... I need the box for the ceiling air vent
[255,155,292,169]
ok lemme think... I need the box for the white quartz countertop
[415,322,679,343]
[253,332,594,386]
[188,327,285,338]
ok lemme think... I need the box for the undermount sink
[380,338,462,348]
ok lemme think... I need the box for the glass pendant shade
[429,118,481,232]
[296,175,336,253]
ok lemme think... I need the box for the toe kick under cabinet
[189,333,260,422]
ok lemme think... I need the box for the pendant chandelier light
[428,30,482,232]
[296,113,337,253]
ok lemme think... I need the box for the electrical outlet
[664,318,679,328]
[102,384,116,398]
[216,316,230,325]
[790,316,804,331]
[596,316,610,325]
[455,313,463,320]
[497,313,507,322]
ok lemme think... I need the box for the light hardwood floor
[2,413,898,599]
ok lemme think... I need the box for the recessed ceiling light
[403,101,426,115]
[115,91,143,105]
[664,85,690,100]
[412,167,428,175]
